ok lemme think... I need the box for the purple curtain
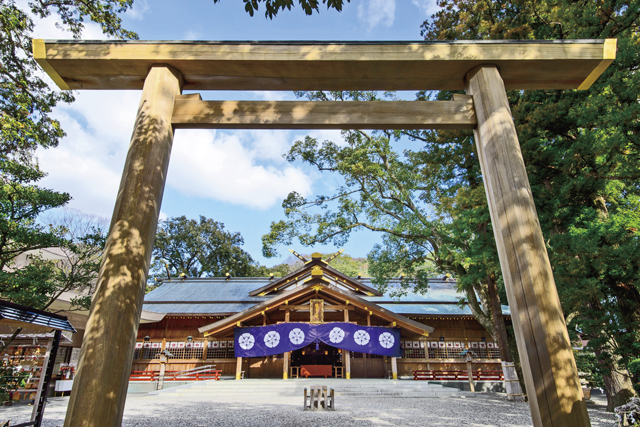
[234,322,401,358]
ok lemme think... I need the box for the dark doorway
[291,342,342,369]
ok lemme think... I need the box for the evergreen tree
[150,215,259,280]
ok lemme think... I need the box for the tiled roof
[142,276,510,316]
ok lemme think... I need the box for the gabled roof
[248,254,382,297]
[0,300,76,332]
[198,272,434,338]
[142,276,511,317]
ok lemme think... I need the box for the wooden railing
[412,370,504,381]
[129,368,221,382]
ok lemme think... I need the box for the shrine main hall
[133,252,509,381]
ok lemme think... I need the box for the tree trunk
[465,285,497,339]
[486,274,525,402]
[596,349,637,412]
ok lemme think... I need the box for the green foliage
[323,252,368,277]
[0,0,135,310]
[575,350,604,389]
[212,0,349,18]
[0,209,107,310]
[150,215,259,280]
[251,262,292,278]
[0,162,70,272]
[1,0,137,168]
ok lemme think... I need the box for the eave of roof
[0,300,76,332]
[248,260,381,297]
[198,278,433,338]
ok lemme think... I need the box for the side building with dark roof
[135,253,510,381]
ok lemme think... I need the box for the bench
[304,385,335,411]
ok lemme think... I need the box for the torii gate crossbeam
[33,39,616,427]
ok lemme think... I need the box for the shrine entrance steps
[150,378,469,399]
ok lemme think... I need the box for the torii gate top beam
[34,39,615,92]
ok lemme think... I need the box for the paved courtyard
[1,391,616,426]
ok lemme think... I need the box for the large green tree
[263,0,640,409]
[0,0,136,311]
[150,215,260,280]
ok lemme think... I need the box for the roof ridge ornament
[324,249,344,263]
[288,249,309,263]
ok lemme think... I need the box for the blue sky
[32,0,440,266]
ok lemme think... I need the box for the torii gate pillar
[64,65,183,427]
[466,65,590,427]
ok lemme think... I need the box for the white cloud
[125,0,149,20]
[411,0,440,17]
[37,91,141,217]
[357,0,395,30]
[183,29,203,40]
[168,130,314,209]
[37,91,316,217]
[249,91,297,101]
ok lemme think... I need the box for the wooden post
[391,357,398,380]
[344,350,351,379]
[236,356,243,380]
[465,65,589,427]
[30,334,54,422]
[283,352,290,380]
[63,65,183,427]
[157,355,167,391]
[284,308,290,379]
[342,308,351,379]
[466,360,476,393]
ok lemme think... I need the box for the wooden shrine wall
[131,314,504,377]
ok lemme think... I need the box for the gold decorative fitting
[311,266,323,277]
[311,252,323,260]
[311,285,323,291]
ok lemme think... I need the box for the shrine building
[133,252,509,382]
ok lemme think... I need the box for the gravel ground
[1,393,616,426]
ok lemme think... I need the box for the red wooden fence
[129,369,221,382]
[412,370,504,381]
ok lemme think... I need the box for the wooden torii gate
[33,39,616,427]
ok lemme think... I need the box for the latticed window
[134,342,162,360]
[469,342,501,359]
[166,341,186,358]
[184,342,204,359]
[207,340,235,359]
[401,341,427,359]
[349,351,364,359]
[166,341,205,359]
[400,341,502,360]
